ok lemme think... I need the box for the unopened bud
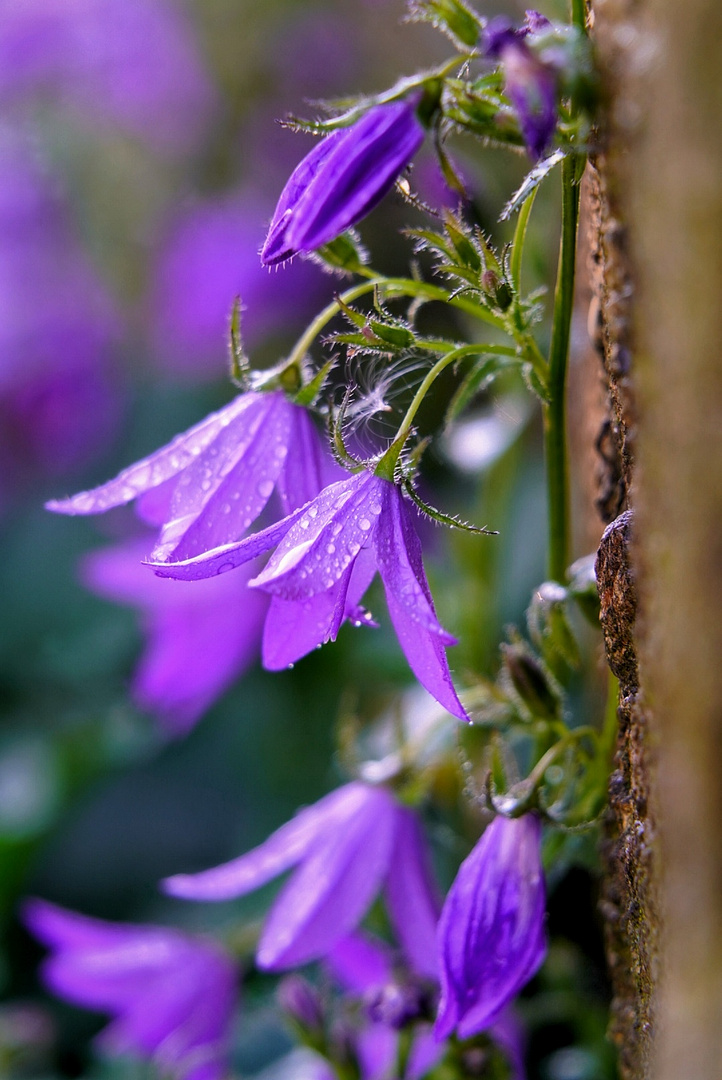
[365,980,432,1029]
[501,643,560,720]
[277,976,324,1034]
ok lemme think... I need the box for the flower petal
[250,472,381,599]
[46,393,255,515]
[261,131,344,265]
[276,404,343,514]
[152,392,291,562]
[147,505,308,581]
[385,808,440,980]
[373,483,455,641]
[163,783,373,901]
[435,815,546,1041]
[287,101,425,254]
[257,785,396,970]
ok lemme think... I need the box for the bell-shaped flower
[81,536,268,736]
[435,814,546,1040]
[484,14,557,160]
[23,899,237,1080]
[47,390,336,565]
[163,781,440,976]
[261,98,425,265]
[150,470,469,720]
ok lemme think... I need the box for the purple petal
[385,808,440,980]
[46,393,256,516]
[147,505,307,581]
[22,899,236,1080]
[83,539,268,735]
[276,404,342,514]
[250,472,381,599]
[373,484,455,641]
[326,932,393,993]
[163,783,374,901]
[286,101,425,255]
[261,131,344,265]
[435,815,546,1040]
[152,392,291,562]
[257,785,397,970]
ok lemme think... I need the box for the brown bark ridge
[586,1,660,1076]
[591,0,722,1075]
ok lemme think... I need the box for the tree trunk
[590,0,722,1075]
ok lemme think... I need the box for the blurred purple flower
[47,390,335,563]
[152,470,468,718]
[149,194,327,378]
[484,14,557,160]
[0,0,216,153]
[328,933,441,1080]
[435,814,546,1040]
[23,898,237,1080]
[0,134,121,479]
[82,537,268,736]
[261,99,425,265]
[164,781,440,975]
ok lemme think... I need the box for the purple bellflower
[484,14,557,160]
[435,814,546,1040]
[163,781,440,976]
[150,470,469,720]
[82,537,268,736]
[327,933,442,1080]
[261,98,425,265]
[46,390,335,565]
[23,899,237,1080]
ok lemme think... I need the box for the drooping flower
[261,98,425,265]
[47,390,335,565]
[435,814,546,1040]
[150,470,469,720]
[23,899,237,1080]
[163,781,440,976]
[82,537,268,736]
[483,14,558,160]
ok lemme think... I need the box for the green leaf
[405,0,482,50]
[313,230,369,274]
[294,356,338,407]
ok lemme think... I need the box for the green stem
[375,344,492,478]
[543,154,580,583]
[571,0,587,32]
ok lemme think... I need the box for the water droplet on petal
[326,543,336,554]
[332,523,343,537]
[359,518,371,531]
[258,479,274,499]
[299,518,310,530]
[308,506,318,519]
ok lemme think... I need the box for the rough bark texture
[590,0,722,1076]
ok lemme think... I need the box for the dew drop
[359,517,371,531]
[299,518,310,530]
[308,506,318,519]
[326,543,336,554]
[258,479,274,499]
[332,523,343,537]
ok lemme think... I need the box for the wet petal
[147,505,308,580]
[257,785,396,970]
[374,482,455,641]
[153,392,291,561]
[385,808,440,980]
[163,783,373,901]
[435,815,546,1040]
[250,472,382,599]
[261,566,352,671]
[276,401,342,514]
[326,932,393,993]
[46,394,255,515]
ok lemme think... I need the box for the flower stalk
[543,153,580,583]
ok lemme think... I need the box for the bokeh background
[0,1,614,1077]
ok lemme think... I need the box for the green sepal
[522,360,551,403]
[312,230,369,274]
[228,297,250,388]
[500,148,566,221]
[327,388,365,472]
[441,210,482,273]
[401,479,497,536]
[294,356,338,407]
[500,640,563,722]
[404,0,483,51]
